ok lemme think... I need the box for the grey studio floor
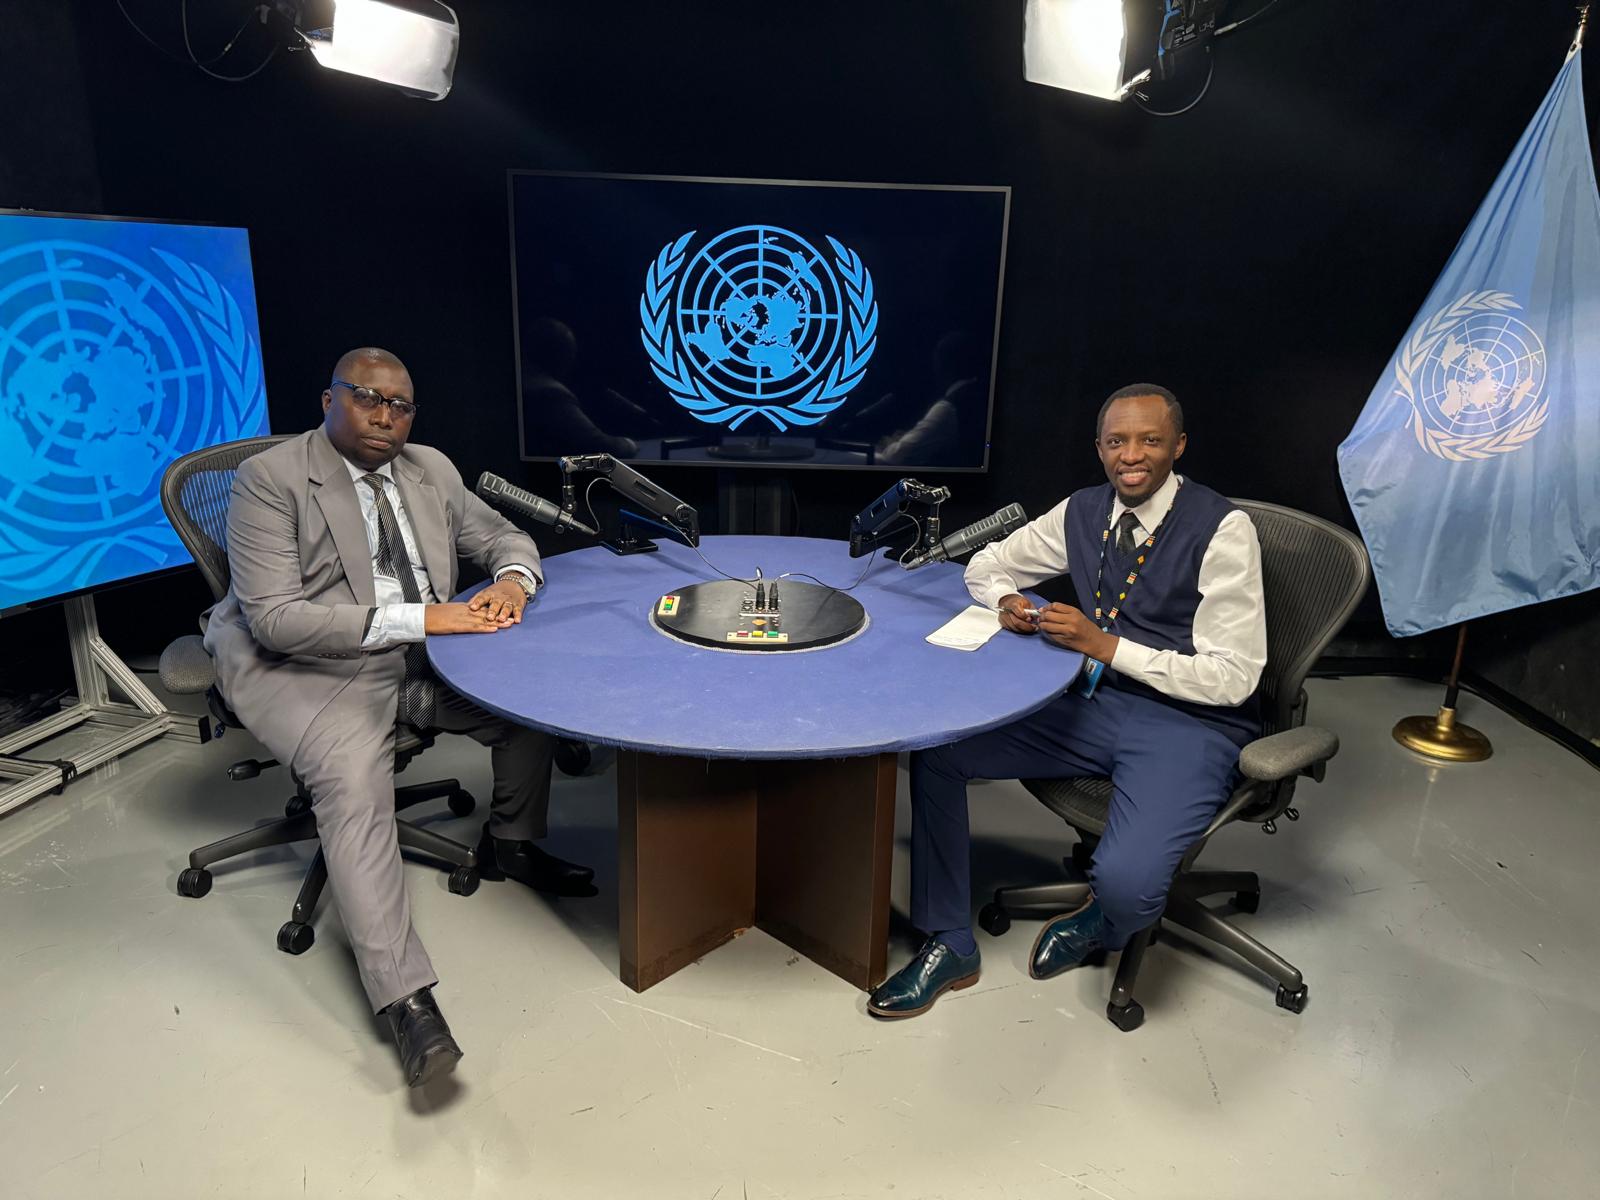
[2,674,1598,1200]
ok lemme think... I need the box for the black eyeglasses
[332,379,418,420]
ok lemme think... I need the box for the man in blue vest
[868,383,1266,1017]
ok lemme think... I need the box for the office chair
[157,436,481,956]
[977,500,1370,1031]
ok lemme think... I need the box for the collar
[1110,471,1182,533]
[343,455,394,487]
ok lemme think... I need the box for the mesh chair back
[160,436,293,603]
[1233,500,1371,738]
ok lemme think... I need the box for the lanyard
[1092,479,1182,628]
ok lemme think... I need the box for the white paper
[926,605,1004,652]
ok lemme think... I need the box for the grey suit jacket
[203,427,542,763]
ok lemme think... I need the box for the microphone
[901,503,1027,570]
[476,472,599,537]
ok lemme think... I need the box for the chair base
[178,777,481,953]
[983,864,1304,1031]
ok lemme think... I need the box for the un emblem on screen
[640,225,878,431]
[1394,290,1549,461]
[0,242,263,597]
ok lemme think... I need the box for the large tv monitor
[509,172,1009,471]
[0,210,269,616]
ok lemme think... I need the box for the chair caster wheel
[1232,889,1261,914]
[176,868,212,898]
[978,903,1010,936]
[448,867,479,896]
[1106,999,1145,1032]
[553,739,592,777]
[285,795,311,819]
[447,789,475,818]
[1276,983,1309,1013]
[276,921,314,955]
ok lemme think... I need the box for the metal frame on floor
[0,595,205,818]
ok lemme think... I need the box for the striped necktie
[363,473,436,729]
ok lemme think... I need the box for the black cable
[115,0,193,64]
[1215,0,1283,37]
[1132,53,1215,117]
[115,1,280,82]
[689,540,762,589]
[777,548,884,595]
[892,512,925,566]
[776,511,922,591]
[583,476,604,539]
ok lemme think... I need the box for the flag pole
[1573,5,1590,56]
[1393,624,1493,762]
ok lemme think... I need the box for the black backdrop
[3,0,1598,740]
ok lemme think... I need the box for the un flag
[1338,51,1600,637]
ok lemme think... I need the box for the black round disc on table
[650,579,865,652]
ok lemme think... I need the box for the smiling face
[1095,392,1186,506]
[321,351,415,471]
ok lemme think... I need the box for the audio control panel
[651,579,861,652]
[730,581,785,641]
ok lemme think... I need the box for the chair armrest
[159,635,216,695]
[1238,726,1339,783]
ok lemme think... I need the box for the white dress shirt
[964,473,1267,707]
[341,457,537,650]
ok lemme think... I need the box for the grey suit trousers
[289,648,554,1013]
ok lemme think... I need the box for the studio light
[300,0,460,101]
[1023,0,1131,102]
[1025,0,1247,114]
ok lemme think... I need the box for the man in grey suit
[204,346,593,1088]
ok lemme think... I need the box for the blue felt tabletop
[429,535,1082,760]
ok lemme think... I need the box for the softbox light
[1023,0,1128,102]
[302,0,460,101]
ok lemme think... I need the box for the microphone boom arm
[559,453,701,553]
[848,478,951,559]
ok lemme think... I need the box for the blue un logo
[0,238,265,599]
[640,224,878,432]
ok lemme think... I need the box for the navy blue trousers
[910,685,1245,950]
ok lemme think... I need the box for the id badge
[1070,656,1106,699]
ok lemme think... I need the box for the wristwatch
[499,570,538,600]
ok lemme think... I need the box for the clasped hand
[998,596,1118,663]
[424,580,528,635]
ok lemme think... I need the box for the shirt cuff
[973,580,1018,611]
[1109,637,1157,680]
[361,602,429,649]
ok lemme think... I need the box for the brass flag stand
[1393,625,1492,763]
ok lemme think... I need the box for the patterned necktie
[1114,511,1142,557]
[362,473,436,729]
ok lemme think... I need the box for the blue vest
[1064,479,1260,745]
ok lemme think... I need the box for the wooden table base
[617,750,897,993]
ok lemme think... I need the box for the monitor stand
[704,435,816,463]
[0,595,205,818]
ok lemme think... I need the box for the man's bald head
[332,346,408,386]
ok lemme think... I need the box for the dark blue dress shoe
[477,824,598,897]
[867,938,982,1019]
[1028,896,1108,980]
[385,987,462,1089]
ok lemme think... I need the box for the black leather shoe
[477,824,598,897]
[867,938,981,1019]
[1028,896,1108,980]
[385,987,462,1088]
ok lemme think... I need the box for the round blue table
[430,535,1081,991]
